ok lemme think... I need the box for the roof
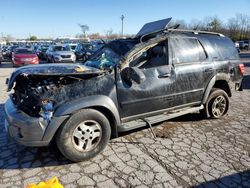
[134,18,225,43]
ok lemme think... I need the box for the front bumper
[4,98,68,147]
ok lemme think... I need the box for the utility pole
[121,15,125,36]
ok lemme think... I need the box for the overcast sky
[0,0,249,38]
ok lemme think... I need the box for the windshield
[82,43,98,51]
[84,47,120,70]
[53,46,70,51]
[70,45,76,50]
[15,49,34,54]
[41,45,49,49]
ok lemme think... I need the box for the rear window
[69,45,76,50]
[15,49,34,54]
[209,38,239,60]
[53,46,70,51]
[82,43,98,51]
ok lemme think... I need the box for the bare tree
[88,33,102,39]
[169,19,188,29]
[226,14,250,41]
[105,29,113,37]
[236,13,250,40]
[78,24,89,37]
[202,16,223,32]
[188,19,203,30]
[227,17,240,41]
[4,34,15,42]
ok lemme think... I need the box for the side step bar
[117,105,204,132]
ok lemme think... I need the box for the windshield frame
[53,45,70,52]
[15,48,35,54]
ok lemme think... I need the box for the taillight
[239,63,245,75]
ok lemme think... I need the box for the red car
[12,48,39,67]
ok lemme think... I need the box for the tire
[204,88,229,119]
[56,109,111,162]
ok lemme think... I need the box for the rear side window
[170,37,207,64]
[209,37,239,60]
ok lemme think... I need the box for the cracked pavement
[0,59,250,188]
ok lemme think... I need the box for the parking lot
[0,55,250,187]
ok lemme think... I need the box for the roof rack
[139,28,224,43]
[167,29,225,37]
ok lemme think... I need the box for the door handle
[158,73,170,78]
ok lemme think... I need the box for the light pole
[121,15,125,36]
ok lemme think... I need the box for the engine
[12,75,79,118]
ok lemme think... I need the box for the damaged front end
[7,64,104,120]
[4,63,108,146]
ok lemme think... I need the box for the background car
[66,43,77,52]
[36,44,49,60]
[46,44,76,63]
[12,48,39,67]
[6,45,19,60]
[239,40,249,50]
[75,42,100,61]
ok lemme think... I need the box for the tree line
[79,13,250,41]
[169,13,250,41]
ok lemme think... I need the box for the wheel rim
[72,120,102,152]
[211,95,227,118]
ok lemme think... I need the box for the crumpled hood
[7,63,102,91]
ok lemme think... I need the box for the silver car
[46,44,76,63]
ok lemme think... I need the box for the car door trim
[120,88,204,106]
[121,101,201,122]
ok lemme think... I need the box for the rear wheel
[56,109,111,162]
[204,88,229,119]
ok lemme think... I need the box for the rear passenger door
[169,36,209,105]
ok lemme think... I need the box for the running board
[117,105,204,132]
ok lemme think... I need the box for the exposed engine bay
[12,75,81,118]
[8,64,109,122]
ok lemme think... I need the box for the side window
[170,37,207,64]
[129,41,169,69]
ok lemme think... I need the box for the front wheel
[56,109,111,162]
[205,88,229,119]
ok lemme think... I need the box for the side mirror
[121,67,146,85]
[130,67,146,84]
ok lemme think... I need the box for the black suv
[4,18,244,162]
[75,42,100,61]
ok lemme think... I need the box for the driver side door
[116,40,178,121]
